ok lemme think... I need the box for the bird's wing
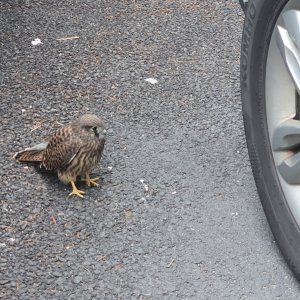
[14,142,48,163]
[42,126,83,171]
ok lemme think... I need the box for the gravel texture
[1,0,299,299]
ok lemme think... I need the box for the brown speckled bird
[14,114,106,198]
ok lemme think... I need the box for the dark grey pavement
[1,0,300,299]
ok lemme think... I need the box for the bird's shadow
[31,164,66,195]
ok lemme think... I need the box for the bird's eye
[91,126,99,136]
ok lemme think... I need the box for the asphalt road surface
[1,0,300,299]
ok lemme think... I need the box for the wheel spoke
[272,118,300,183]
[278,152,300,184]
[272,119,300,151]
[276,10,300,94]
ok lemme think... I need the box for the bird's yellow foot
[82,174,100,187]
[69,181,85,198]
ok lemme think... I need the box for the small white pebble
[144,185,149,192]
[172,191,177,195]
[145,78,158,85]
[21,109,26,112]
[231,212,239,216]
[140,179,145,183]
[23,166,29,169]
[31,38,43,46]
[107,166,113,171]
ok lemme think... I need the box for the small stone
[73,276,82,284]
[7,237,16,245]
[55,277,64,285]
[138,197,146,204]
[0,279,10,285]
[21,224,27,230]
[32,208,40,214]
[52,271,61,277]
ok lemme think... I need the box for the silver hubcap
[266,1,300,223]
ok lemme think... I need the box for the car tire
[241,0,300,280]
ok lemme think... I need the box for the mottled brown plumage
[14,114,106,198]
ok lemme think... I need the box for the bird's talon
[82,175,100,187]
[69,181,85,198]
[69,190,85,198]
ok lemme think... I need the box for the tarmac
[1,0,299,299]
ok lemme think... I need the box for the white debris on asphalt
[31,38,43,46]
[172,191,177,195]
[140,179,149,193]
[107,166,113,171]
[56,36,80,41]
[231,212,239,216]
[144,78,158,85]
[8,237,16,243]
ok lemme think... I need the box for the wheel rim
[266,1,300,224]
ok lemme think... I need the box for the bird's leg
[69,181,85,198]
[82,173,100,187]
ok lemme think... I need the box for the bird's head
[77,114,106,139]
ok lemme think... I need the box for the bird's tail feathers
[13,142,48,163]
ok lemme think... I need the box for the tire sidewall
[241,0,300,278]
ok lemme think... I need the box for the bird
[14,114,106,198]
